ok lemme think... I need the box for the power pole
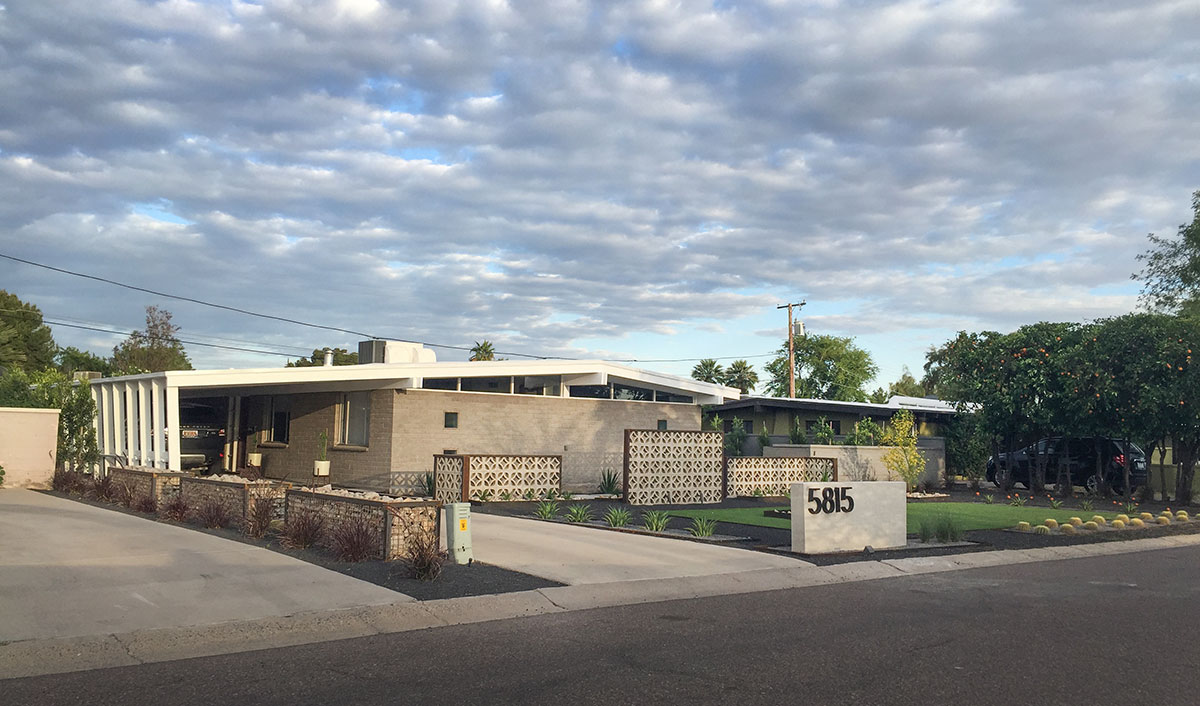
[776,300,805,398]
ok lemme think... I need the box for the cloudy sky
[1,0,1198,390]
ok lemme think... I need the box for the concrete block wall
[392,389,702,492]
[253,390,394,489]
[765,440,945,486]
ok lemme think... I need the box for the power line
[1,254,781,364]
[38,319,298,358]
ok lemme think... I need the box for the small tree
[882,409,926,490]
[469,340,496,361]
[810,416,836,445]
[725,416,747,457]
[845,418,884,446]
[757,422,771,452]
[788,415,808,444]
[111,306,192,373]
[723,360,758,394]
[943,412,989,489]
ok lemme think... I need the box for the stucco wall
[765,437,945,486]
[0,407,60,488]
[392,389,702,492]
[253,390,394,489]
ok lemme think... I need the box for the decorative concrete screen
[180,476,291,524]
[433,454,562,502]
[726,456,838,497]
[791,481,907,554]
[388,471,430,497]
[285,489,440,561]
[623,429,724,506]
[108,466,189,506]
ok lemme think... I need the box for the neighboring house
[709,395,956,444]
[88,341,740,492]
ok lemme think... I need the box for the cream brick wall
[392,389,702,492]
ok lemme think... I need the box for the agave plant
[523,488,538,501]
[603,507,632,528]
[564,504,593,523]
[641,510,671,532]
[534,500,560,520]
[598,469,621,496]
[687,517,717,537]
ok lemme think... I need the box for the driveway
[0,489,405,642]
[471,512,809,584]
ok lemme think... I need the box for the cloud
[1,0,1198,374]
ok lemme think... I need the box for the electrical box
[445,502,473,565]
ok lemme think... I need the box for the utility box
[445,502,473,565]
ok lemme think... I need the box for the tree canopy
[0,290,57,373]
[722,360,758,394]
[763,333,878,401]
[1134,189,1200,314]
[469,340,495,361]
[111,305,192,373]
[287,347,359,367]
[690,358,724,384]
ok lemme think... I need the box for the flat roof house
[89,341,740,492]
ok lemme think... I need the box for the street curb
[5,532,1200,680]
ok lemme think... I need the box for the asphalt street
[8,546,1200,705]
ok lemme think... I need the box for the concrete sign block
[791,481,906,554]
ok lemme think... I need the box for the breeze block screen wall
[623,429,724,505]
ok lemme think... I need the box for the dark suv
[179,400,226,473]
[986,437,1148,493]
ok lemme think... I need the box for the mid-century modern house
[88,341,740,492]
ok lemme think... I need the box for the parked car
[179,400,226,473]
[986,437,1148,493]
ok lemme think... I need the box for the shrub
[788,416,808,444]
[1008,494,1028,507]
[725,416,748,456]
[52,468,87,494]
[523,488,538,501]
[1157,516,1171,525]
[918,517,934,543]
[399,513,444,581]
[113,481,134,507]
[245,499,275,538]
[534,500,560,520]
[687,517,717,537]
[564,504,593,523]
[160,494,190,522]
[917,479,936,495]
[1111,519,1126,529]
[1044,519,1059,529]
[1130,518,1145,527]
[132,494,157,514]
[1122,501,1139,514]
[1140,512,1154,520]
[282,508,325,548]
[1079,499,1094,512]
[1091,515,1106,526]
[474,489,493,502]
[934,515,963,542]
[881,410,924,490]
[598,469,621,495]
[558,491,574,502]
[422,472,436,497]
[642,510,671,532]
[983,494,995,504]
[193,498,233,529]
[1033,525,1051,535]
[1016,521,1031,532]
[1068,516,1083,526]
[1083,521,1099,530]
[1061,524,1078,535]
[0,462,4,487]
[604,507,632,528]
[757,423,772,451]
[329,515,378,562]
[90,474,115,502]
[499,490,513,502]
[1049,498,1064,510]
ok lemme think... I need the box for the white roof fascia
[95,360,739,403]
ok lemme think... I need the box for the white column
[225,395,237,471]
[111,384,125,461]
[152,379,166,469]
[99,384,113,459]
[165,385,181,471]
[137,381,150,467]
[124,384,136,465]
[91,383,103,474]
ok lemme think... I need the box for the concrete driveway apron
[470,512,809,585]
[0,489,405,642]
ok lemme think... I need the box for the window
[569,384,611,398]
[444,412,458,428]
[657,419,668,431]
[443,449,457,455]
[266,396,290,444]
[613,383,652,401]
[423,377,458,390]
[654,391,694,404]
[743,419,754,434]
[338,391,371,447]
[460,376,509,393]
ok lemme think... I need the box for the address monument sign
[790,481,906,554]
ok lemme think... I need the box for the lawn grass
[667,502,1120,533]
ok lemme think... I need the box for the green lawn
[667,502,1121,534]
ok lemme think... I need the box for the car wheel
[1085,474,1105,495]
[994,467,1014,490]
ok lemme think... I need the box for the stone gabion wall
[108,467,186,505]
[180,477,290,524]
[286,489,439,561]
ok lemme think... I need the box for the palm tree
[469,340,496,361]
[691,358,725,384]
[723,360,758,394]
